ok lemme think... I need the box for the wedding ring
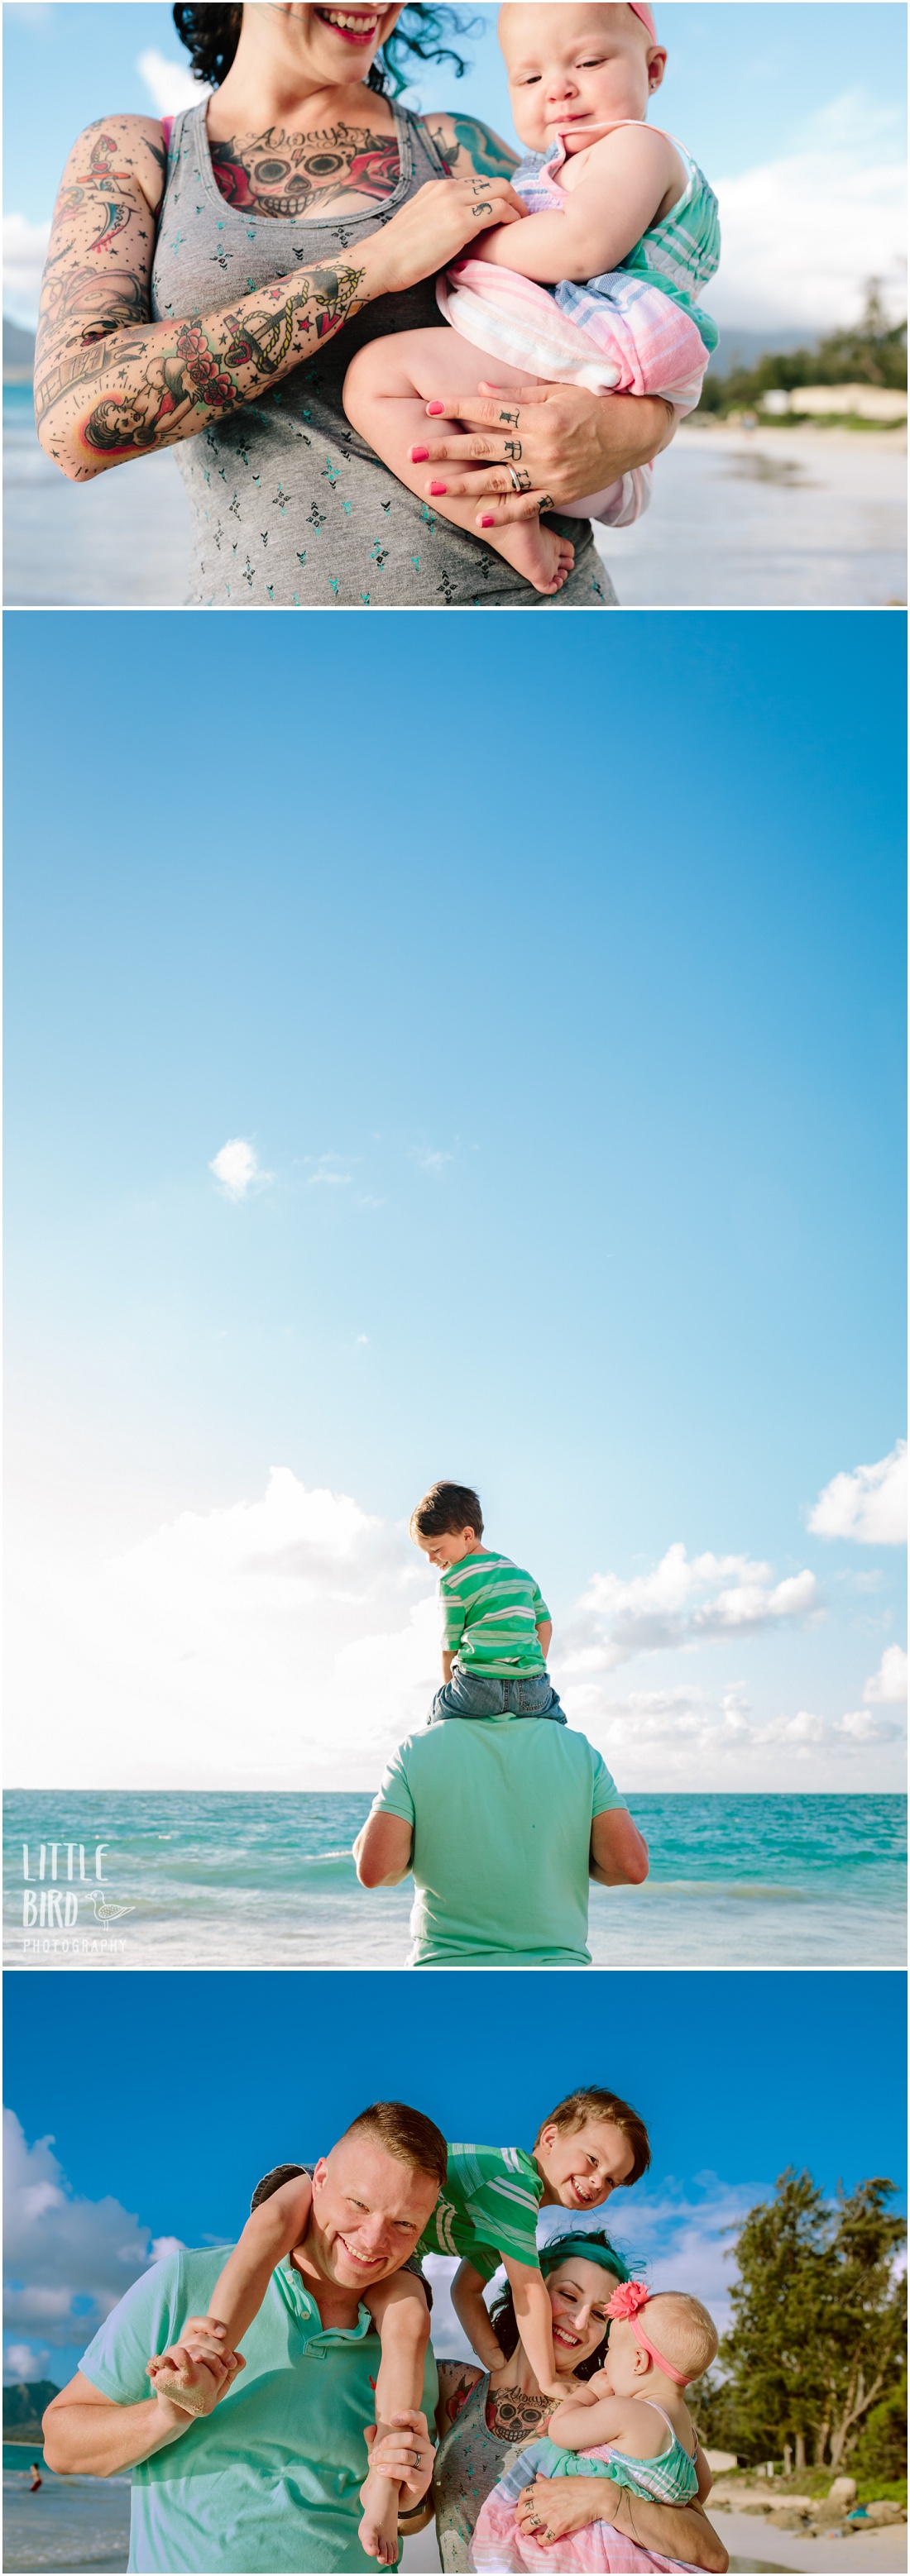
[508,465,522,492]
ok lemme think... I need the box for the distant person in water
[29,2462,42,2492]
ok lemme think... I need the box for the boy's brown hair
[410,1481,484,1541]
[535,2086,652,2186]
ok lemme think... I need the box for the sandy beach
[4,391,905,610]
[597,422,907,608]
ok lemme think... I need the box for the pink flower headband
[629,3,658,38]
[606,2280,689,2387]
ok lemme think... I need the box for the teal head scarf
[540,2231,630,2283]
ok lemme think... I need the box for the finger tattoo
[472,201,492,217]
[498,408,520,424]
[504,439,522,461]
[538,494,554,512]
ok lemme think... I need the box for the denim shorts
[429,1666,567,1723]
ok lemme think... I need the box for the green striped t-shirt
[418,2142,544,2282]
[441,1551,550,1675]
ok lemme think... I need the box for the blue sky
[4,611,907,1795]
[3,4,907,332]
[4,1967,907,2387]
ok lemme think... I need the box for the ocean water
[2,2465,132,2574]
[4,1792,905,1969]
[5,385,905,608]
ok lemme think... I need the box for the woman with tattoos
[405,2238,726,2575]
[34,3,674,607]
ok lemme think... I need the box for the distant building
[762,385,907,423]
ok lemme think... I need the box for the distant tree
[698,278,907,415]
[850,2371,908,2482]
[696,2170,906,2473]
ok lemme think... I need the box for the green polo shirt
[79,2244,438,2574]
[370,1716,624,1966]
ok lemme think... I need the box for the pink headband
[630,3,658,36]
[606,2281,689,2387]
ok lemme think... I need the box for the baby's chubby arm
[470,124,679,284]
[547,2384,631,2451]
[186,2174,314,2356]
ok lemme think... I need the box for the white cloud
[136,46,208,116]
[3,2342,52,2382]
[7,1469,438,1788]
[712,93,907,332]
[2,2111,178,2351]
[3,213,50,328]
[209,1138,266,1200]
[413,1149,453,1173]
[563,1542,820,1676]
[809,1441,907,1546]
[5,1471,903,1794]
[864,1644,908,1704]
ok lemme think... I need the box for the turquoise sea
[4,1792,905,1968]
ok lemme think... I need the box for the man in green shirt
[354,1719,649,1965]
[41,2107,443,2574]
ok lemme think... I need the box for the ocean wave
[643,1879,806,1901]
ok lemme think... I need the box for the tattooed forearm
[73,265,367,463]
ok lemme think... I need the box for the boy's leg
[342,328,576,597]
[359,2271,431,2566]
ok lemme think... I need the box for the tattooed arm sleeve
[422,113,520,181]
[34,114,376,480]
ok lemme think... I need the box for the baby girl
[343,3,719,596]
[471,2277,718,2570]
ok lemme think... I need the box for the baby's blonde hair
[640,2291,718,2383]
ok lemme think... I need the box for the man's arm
[42,2368,203,2476]
[590,1807,649,1886]
[353,1811,414,1888]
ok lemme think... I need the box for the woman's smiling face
[546,2259,615,2369]
[262,4,405,85]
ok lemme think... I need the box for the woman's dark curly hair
[487,2231,630,2386]
[173,7,479,99]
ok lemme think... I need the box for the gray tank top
[151,99,614,609]
[433,2371,548,2572]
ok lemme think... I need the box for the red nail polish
[429,481,448,495]
[427,402,445,414]
[410,446,429,461]
[481,514,495,528]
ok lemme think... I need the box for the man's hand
[413,380,675,524]
[363,2410,434,2512]
[146,2334,243,2419]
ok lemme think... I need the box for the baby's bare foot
[357,2473,401,2566]
[486,518,575,595]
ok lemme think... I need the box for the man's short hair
[535,2086,651,2186]
[410,1481,484,1541]
[342,2100,448,2190]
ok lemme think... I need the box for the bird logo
[89,1890,136,1928]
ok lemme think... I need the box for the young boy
[150,2087,650,2567]
[410,1479,567,1723]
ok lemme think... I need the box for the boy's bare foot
[357,2471,402,2566]
[481,518,575,596]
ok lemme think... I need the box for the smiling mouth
[314,7,381,39]
[336,2233,381,2270]
[553,2324,582,2349]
